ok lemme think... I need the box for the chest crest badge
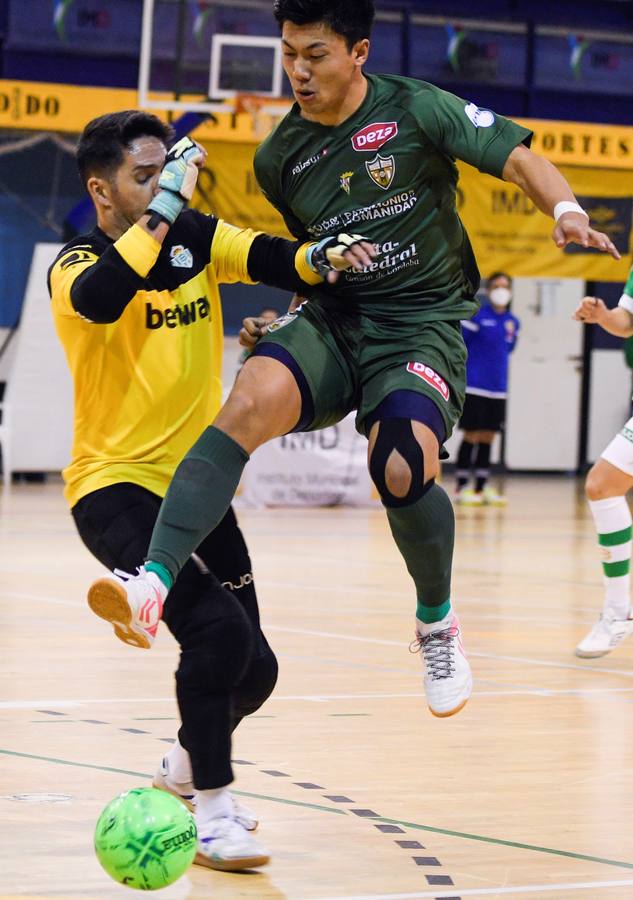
[339,171,354,194]
[366,154,395,190]
[170,245,193,268]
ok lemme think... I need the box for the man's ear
[353,38,370,68]
[87,175,112,210]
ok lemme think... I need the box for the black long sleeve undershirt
[70,228,314,324]
[70,245,144,324]
[246,234,314,294]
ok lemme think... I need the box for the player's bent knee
[174,590,254,693]
[368,417,434,508]
[585,466,612,501]
[233,642,279,719]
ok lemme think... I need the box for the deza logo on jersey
[351,122,398,152]
[406,362,450,402]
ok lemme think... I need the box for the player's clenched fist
[573,295,608,325]
[147,137,207,225]
[308,233,378,283]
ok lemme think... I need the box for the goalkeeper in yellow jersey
[49,110,374,872]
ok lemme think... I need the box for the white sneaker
[195,815,269,871]
[152,758,258,831]
[482,486,507,507]
[575,609,633,658]
[412,612,472,717]
[87,566,167,649]
[458,488,483,507]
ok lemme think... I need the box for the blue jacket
[462,303,520,397]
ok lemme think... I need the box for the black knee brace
[232,636,279,727]
[368,417,434,508]
[166,574,254,696]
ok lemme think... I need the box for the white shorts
[601,417,633,477]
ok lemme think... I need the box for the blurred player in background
[574,266,633,658]
[236,304,281,374]
[88,0,619,728]
[50,110,372,870]
[455,272,520,506]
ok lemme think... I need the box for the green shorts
[256,300,467,439]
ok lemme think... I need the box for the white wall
[588,349,631,463]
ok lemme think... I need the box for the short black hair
[273,0,374,49]
[76,110,174,186]
[487,271,512,288]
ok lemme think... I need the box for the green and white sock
[588,496,632,619]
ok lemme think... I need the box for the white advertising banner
[239,412,379,508]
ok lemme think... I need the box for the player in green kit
[88,0,619,719]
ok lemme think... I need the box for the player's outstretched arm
[573,296,633,337]
[502,144,620,260]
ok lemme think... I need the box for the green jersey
[620,264,633,314]
[255,73,532,322]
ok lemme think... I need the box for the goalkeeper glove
[307,233,373,277]
[146,137,205,226]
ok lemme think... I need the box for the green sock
[146,426,249,583]
[145,561,173,591]
[385,483,455,623]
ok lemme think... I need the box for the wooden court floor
[2,475,633,900]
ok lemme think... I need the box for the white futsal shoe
[152,757,259,830]
[195,815,269,871]
[87,566,167,649]
[412,611,473,717]
[575,609,633,658]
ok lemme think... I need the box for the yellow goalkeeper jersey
[49,211,272,507]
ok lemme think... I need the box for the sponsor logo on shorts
[621,425,633,444]
[464,103,495,128]
[366,154,395,190]
[351,122,398,152]
[406,362,450,402]
[267,311,297,332]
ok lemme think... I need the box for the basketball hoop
[235,94,292,139]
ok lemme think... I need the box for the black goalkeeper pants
[72,481,278,790]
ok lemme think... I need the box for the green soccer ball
[94,787,197,890]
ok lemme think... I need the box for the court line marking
[6,683,633,711]
[2,748,633,874]
[0,749,346,817]
[2,588,606,620]
[266,625,633,679]
[310,878,633,899]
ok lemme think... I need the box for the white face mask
[489,286,512,307]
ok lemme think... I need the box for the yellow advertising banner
[2,78,633,168]
[518,118,633,171]
[193,142,633,282]
[457,161,633,281]
[0,79,252,141]
[2,78,629,280]
[192,141,290,237]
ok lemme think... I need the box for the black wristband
[145,210,170,231]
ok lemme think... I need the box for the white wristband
[554,201,589,222]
